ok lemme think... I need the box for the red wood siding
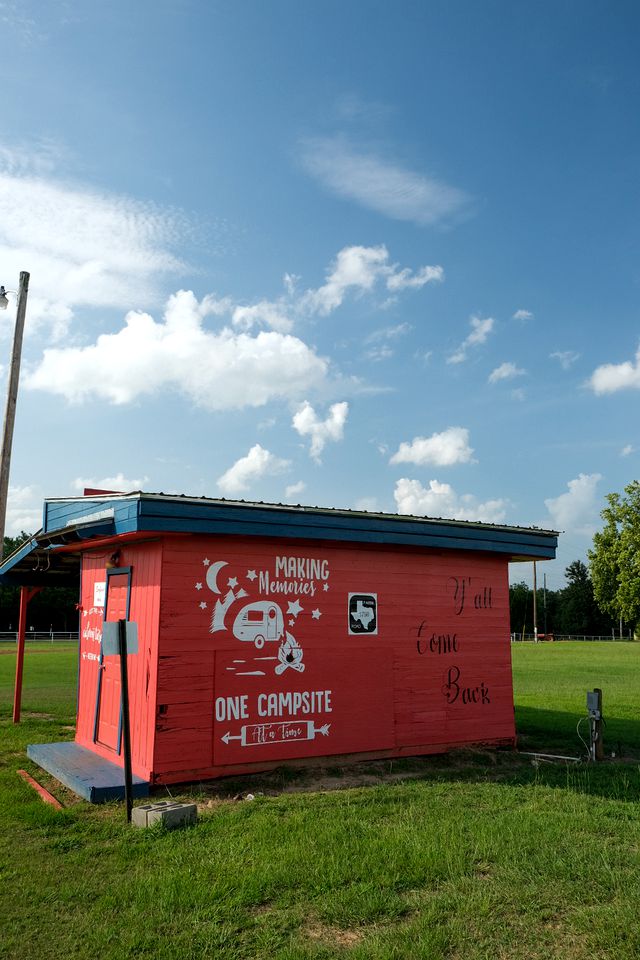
[152,536,514,781]
[76,543,162,778]
[95,572,129,750]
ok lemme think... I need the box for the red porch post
[13,586,42,723]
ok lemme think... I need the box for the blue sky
[0,0,639,587]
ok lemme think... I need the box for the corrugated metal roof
[0,490,558,587]
[43,489,559,538]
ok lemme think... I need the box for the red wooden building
[2,492,557,801]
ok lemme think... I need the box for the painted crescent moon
[206,560,228,594]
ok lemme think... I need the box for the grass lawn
[1,641,639,959]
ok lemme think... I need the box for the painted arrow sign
[221,721,331,747]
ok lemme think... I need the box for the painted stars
[228,576,238,589]
[195,582,203,591]
[199,601,207,610]
[311,609,322,620]
[322,583,329,592]
[246,569,257,582]
[203,558,210,566]
[287,599,304,618]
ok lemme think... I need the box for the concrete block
[132,801,197,829]
[131,803,154,827]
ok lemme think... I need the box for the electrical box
[587,690,601,719]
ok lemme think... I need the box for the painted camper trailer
[233,601,284,648]
[1,492,558,802]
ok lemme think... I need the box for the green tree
[0,533,30,630]
[589,481,640,635]
[555,559,612,636]
[3,531,34,557]
[509,581,531,635]
[510,580,559,636]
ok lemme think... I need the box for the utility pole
[0,272,30,558]
[532,560,538,642]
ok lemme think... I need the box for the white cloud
[513,309,533,321]
[390,427,475,467]
[588,343,640,394]
[544,473,602,532]
[0,6,40,44]
[364,322,412,361]
[22,243,438,410]
[71,473,149,493]
[292,401,349,462]
[550,350,580,370]
[488,362,525,384]
[394,478,508,523]
[299,136,471,226]
[386,266,444,290]
[217,444,290,496]
[284,481,306,500]
[366,322,412,343]
[232,300,293,333]
[303,246,385,315]
[186,246,440,338]
[25,290,328,409]
[0,147,188,339]
[447,315,494,364]
[621,444,634,457]
[466,317,494,346]
[511,388,526,402]
[301,245,442,317]
[0,140,65,176]
[6,485,42,537]
[257,417,277,431]
[283,273,300,296]
[365,345,394,362]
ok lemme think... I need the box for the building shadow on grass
[184,751,640,807]
[173,706,640,808]
[515,704,640,761]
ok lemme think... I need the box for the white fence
[0,631,79,643]
[511,632,635,643]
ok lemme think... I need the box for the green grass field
[1,642,639,959]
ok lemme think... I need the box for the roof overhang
[0,491,558,587]
[0,516,118,587]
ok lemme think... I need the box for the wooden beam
[17,769,63,810]
[13,585,43,723]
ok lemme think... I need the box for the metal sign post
[103,620,138,822]
[118,619,133,822]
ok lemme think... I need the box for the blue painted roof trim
[39,492,557,559]
[0,518,119,585]
[5,534,40,568]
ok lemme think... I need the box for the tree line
[0,534,78,632]
[510,560,618,638]
[511,480,640,639]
